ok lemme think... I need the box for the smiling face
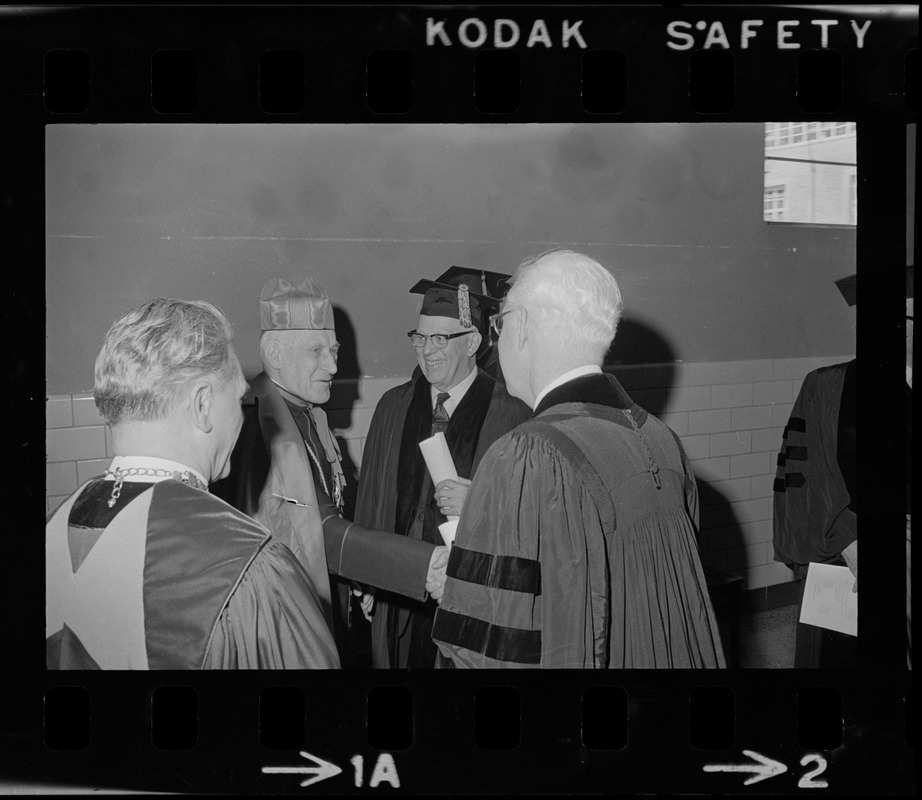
[275,329,340,404]
[414,314,479,393]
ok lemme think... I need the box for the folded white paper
[419,432,460,525]
[799,562,858,637]
[438,519,458,547]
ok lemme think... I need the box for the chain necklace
[104,466,207,508]
[301,434,344,511]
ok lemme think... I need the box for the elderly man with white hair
[46,298,339,669]
[431,250,726,668]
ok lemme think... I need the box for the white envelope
[799,562,858,636]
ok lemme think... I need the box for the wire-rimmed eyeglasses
[407,330,474,350]
[489,309,516,338]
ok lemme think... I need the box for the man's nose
[325,351,338,374]
[422,337,438,356]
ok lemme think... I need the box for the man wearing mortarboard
[772,273,858,668]
[211,278,451,665]
[354,268,532,669]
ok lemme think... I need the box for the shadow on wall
[606,316,747,580]
[328,306,361,519]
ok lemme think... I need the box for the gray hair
[506,249,623,361]
[94,298,237,426]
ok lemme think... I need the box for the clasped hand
[433,477,471,518]
[425,545,450,604]
[352,544,451,615]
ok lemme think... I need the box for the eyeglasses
[489,308,517,338]
[407,330,474,349]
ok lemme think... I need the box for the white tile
[642,363,687,389]
[666,385,711,413]
[688,361,733,386]
[730,497,773,524]
[730,451,772,479]
[680,434,710,461]
[46,426,107,462]
[753,380,793,406]
[72,394,105,427]
[752,427,785,453]
[731,405,773,431]
[709,431,752,458]
[46,461,77,496]
[711,383,754,409]
[688,409,731,436]
[730,360,773,383]
[77,459,111,485]
[750,473,776,499]
[692,457,731,482]
[707,477,752,504]
[659,412,688,437]
[46,396,73,429]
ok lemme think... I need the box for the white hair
[94,298,237,426]
[506,249,623,361]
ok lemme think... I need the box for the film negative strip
[3,2,916,795]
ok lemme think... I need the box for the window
[764,185,786,220]
[763,122,857,225]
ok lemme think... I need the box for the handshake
[352,544,450,621]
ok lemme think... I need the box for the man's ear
[261,334,282,370]
[515,308,528,351]
[190,380,214,434]
[467,329,482,357]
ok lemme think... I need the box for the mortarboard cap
[834,274,857,307]
[260,278,335,331]
[410,267,511,328]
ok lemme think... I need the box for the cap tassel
[458,284,472,328]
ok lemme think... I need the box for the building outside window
[764,185,786,220]
[763,122,857,225]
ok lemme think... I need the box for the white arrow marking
[262,750,343,788]
[703,749,788,786]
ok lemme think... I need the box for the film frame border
[3,3,916,795]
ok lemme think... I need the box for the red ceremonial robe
[431,372,726,669]
[354,368,532,668]
[210,372,438,652]
[46,478,339,669]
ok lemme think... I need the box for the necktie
[431,392,451,435]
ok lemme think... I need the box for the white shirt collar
[105,456,208,487]
[431,365,478,417]
[533,365,603,411]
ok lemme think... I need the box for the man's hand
[352,582,375,621]
[434,478,472,518]
[842,540,858,593]
[426,545,450,603]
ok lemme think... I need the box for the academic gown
[211,373,436,660]
[354,368,532,668]
[46,478,340,669]
[431,372,726,669]
[772,360,858,668]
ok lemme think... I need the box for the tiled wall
[46,355,853,590]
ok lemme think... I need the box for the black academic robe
[354,368,532,668]
[772,360,858,668]
[431,372,726,669]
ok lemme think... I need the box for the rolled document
[420,432,460,545]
